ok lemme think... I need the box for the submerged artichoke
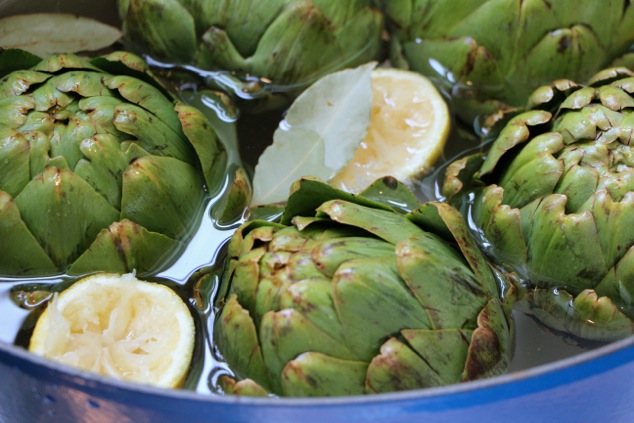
[443,67,634,342]
[117,0,384,108]
[214,177,513,397]
[378,0,634,123]
[0,50,225,277]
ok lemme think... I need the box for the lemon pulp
[330,68,450,193]
[29,273,195,389]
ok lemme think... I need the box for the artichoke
[442,67,634,342]
[0,50,226,277]
[117,0,384,108]
[378,0,634,124]
[213,177,513,397]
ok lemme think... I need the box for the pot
[1,336,633,422]
[1,1,633,421]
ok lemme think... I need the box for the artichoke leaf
[31,77,75,112]
[232,223,281,257]
[15,166,119,269]
[254,274,293,319]
[217,375,269,397]
[402,328,472,386]
[259,308,357,394]
[553,86,595,111]
[278,278,346,347]
[267,225,314,254]
[121,155,204,239]
[316,200,423,245]
[215,294,270,391]
[90,51,169,94]
[478,110,552,177]
[77,96,128,138]
[401,36,503,100]
[0,132,31,197]
[105,75,184,137]
[17,110,54,135]
[229,246,266,317]
[597,85,634,111]
[408,201,498,295]
[0,191,57,275]
[359,176,422,214]
[463,298,513,381]
[212,166,252,225]
[524,288,633,342]
[281,352,368,397]
[24,131,51,181]
[332,256,431,361]
[508,26,606,105]
[68,219,178,276]
[523,194,608,291]
[310,237,395,278]
[365,337,446,393]
[582,190,634,270]
[554,104,623,145]
[498,132,565,209]
[50,112,100,170]
[113,103,196,164]
[595,245,634,319]
[252,2,379,85]
[52,71,113,98]
[0,95,34,129]
[281,177,393,225]
[197,27,248,73]
[32,53,99,74]
[74,133,131,209]
[573,290,632,331]
[122,0,197,62]
[192,0,288,58]
[440,154,486,201]
[273,249,324,282]
[474,186,528,268]
[397,233,487,329]
[554,162,600,213]
[175,102,227,194]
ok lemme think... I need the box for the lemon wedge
[329,68,450,193]
[29,273,195,389]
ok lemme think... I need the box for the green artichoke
[213,177,513,397]
[117,0,384,108]
[442,67,634,342]
[0,50,226,277]
[378,0,634,124]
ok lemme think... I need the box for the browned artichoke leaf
[67,219,178,276]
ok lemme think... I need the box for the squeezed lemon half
[330,68,450,193]
[29,273,195,389]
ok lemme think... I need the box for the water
[0,74,599,397]
[0,173,244,388]
[0,2,607,392]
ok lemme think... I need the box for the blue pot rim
[1,334,633,409]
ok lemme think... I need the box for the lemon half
[330,68,451,193]
[29,273,195,389]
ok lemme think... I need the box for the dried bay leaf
[251,62,376,205]
[0,13,122,56]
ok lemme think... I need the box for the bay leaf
[0,13,122,56]
[251,62,375,205]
